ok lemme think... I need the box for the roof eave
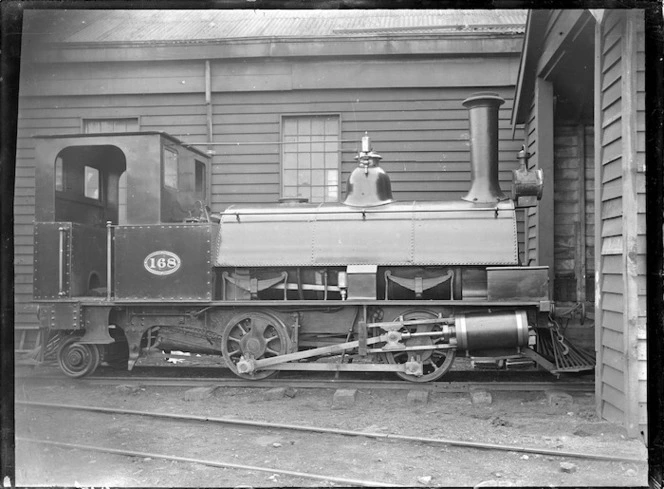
[25,32,525,64]
[510,10,550,131]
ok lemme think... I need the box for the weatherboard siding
[595,10,647,438]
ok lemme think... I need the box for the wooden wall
[15,53,523,348]
[594,10,647,438]
[553,124,595,303]
[208,87,523,208]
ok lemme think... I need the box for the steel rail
[88,378,593,392]
[16,436,400,487]
[17,400,643,464]
[17,369,595,392]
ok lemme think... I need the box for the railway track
[15,366,644,487]
[17,364,595,392]
[17,400,642,464]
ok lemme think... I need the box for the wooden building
[511,9,649,439]
[15,9,526,347]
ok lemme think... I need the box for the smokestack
[461,93,508,203]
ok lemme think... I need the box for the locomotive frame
[32,94,587,381]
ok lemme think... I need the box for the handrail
[58,226,67,296]
[106,220,113,301]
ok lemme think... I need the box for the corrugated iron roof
[24,9,526,44]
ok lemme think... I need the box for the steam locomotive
[33,93,564,382]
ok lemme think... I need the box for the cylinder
[454,310,529,351]
[462,93,508,203]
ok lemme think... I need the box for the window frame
[194,160,207,201]
[280,113,342,204]
[163,146,179,190]
[55,156,64,192]
[83,165,101,200]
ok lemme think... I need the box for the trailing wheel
[222,311,291,380]
[385,310,456,382]
[57,336,102,378]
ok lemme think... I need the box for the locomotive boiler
[33,92,568,382]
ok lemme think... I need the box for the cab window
[84,166,100,200]
[195,160,206,200]
[164,147,178,189]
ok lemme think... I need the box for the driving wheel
[222,311,291,380]
[385,310,456,382]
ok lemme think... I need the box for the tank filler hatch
[343,133,394,207]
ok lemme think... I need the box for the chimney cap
[462,92,505,108]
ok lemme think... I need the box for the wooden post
[621,10,641,438]
[534,78,555,297]
[576,124,587,303]
[593,15,604,422]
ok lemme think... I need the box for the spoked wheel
[385,310,456,382]
[222,311,291,380]
[57,336,102,378]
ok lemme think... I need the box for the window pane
[311,118,325,135]
[84,166,100,200]
[312,171,324,187]
[326,186,338,201]
[326,170,338,186]
[195,160,206,199]
[298,152,311,170]
[311,187,324,201]
[283,118,297,135]
[297,170,310,186]
[311,152,324,169]
[283,152,297,170]
[297,119,310,135]
[325,118,339,133]
[325,153,338,169]
[283,170,297,186]
[164,148,178,189]
[55,157,64,191]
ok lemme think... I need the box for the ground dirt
[13,363,648,488]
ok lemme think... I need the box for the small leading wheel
[57,336,102,378]
[222,311,291,380]
[385,310,456,382]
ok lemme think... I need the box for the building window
[282,115,340,203]
[163,147,178,189]
[83,118,139,133]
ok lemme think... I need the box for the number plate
[144,251,181,276]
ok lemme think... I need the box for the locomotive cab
[33,132,212,301]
